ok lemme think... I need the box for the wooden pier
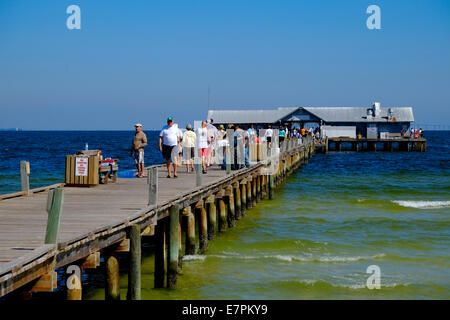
[0,138,315,299]
[315,137,427,153]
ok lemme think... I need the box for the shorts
[267,137,272,143]
[162,144,175,161]
[132,150,144,164]
[183,147,195,159]
[199,148,209,157]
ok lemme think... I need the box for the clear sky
[0,0,449,130]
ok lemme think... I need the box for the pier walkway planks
[0,164,255,296]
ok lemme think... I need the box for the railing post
[45,188,64,244]
[148,167,158,206]
[195,156,202,186]
[226,147,231,174]
[20,161,30,196]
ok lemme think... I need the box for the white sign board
[75,157,88,176]
[321,126,356,139]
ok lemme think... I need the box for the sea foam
[392,200,450,209]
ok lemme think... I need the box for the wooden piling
[45,188,64,244]
[233,183,241,220]
[218,199,227,232]
[255,175,261,203]
[154,220,166,288]
[185,209,196,255]
[167,204,180,289]
[178,221,182,272]
[225,193,235,228]
[67,266,82,300]
[196,202,208,253]
[246,180,252,209]
[105,253,120,300]
[127,224,141,299]
[206,197,216,240]
[269,174,274,199]
[240,182,246,217]
[252,178,257,206]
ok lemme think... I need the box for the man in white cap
[131,123,147,178]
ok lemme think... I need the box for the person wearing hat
[182,123,196,172]
[131,123,147,178]
[159,116,182,178]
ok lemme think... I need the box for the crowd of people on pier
[402,127,424,139]
[130,118,314,178]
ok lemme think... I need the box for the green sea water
[77,132,448,300]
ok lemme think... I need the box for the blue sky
[0,0,449,130]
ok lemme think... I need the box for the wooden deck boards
[0,165,228,268]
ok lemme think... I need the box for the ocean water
[1,131,449,299]
[0,131,163,195]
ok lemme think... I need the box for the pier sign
[75,157,88,176]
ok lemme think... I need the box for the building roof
[303,107,414,123]
[208,106,414,124]
[207,107,297,124]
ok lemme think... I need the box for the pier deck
[0,139,315,298]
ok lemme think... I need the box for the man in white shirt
[159,116,182,178]
[196,121,210,174]
[265,125,273,148]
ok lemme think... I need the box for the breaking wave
[392,200,450,209]
[184,252,386,263]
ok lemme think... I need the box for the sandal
[174,174,178,178]
[167,174,171,178]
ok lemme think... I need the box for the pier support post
[240,182,246,217]
[269,174,274,200]
[246,180,252,209]
[196,202,208,253]
[256,176,261,203]
[261,175,267,199]
[45,188,64,244]
[127,224,141,299]
[167,204,180,289]
[184,207,196,255]
[67,266,82,300]
[225,191,235,228]
[154,220,167,288]
[233,183,241,220]
[206,197,216,240]
[218,199,227,232]
[105,253,120,300]
[252,178,257,206]
[20,161,30,196]
[148,167,158,206]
